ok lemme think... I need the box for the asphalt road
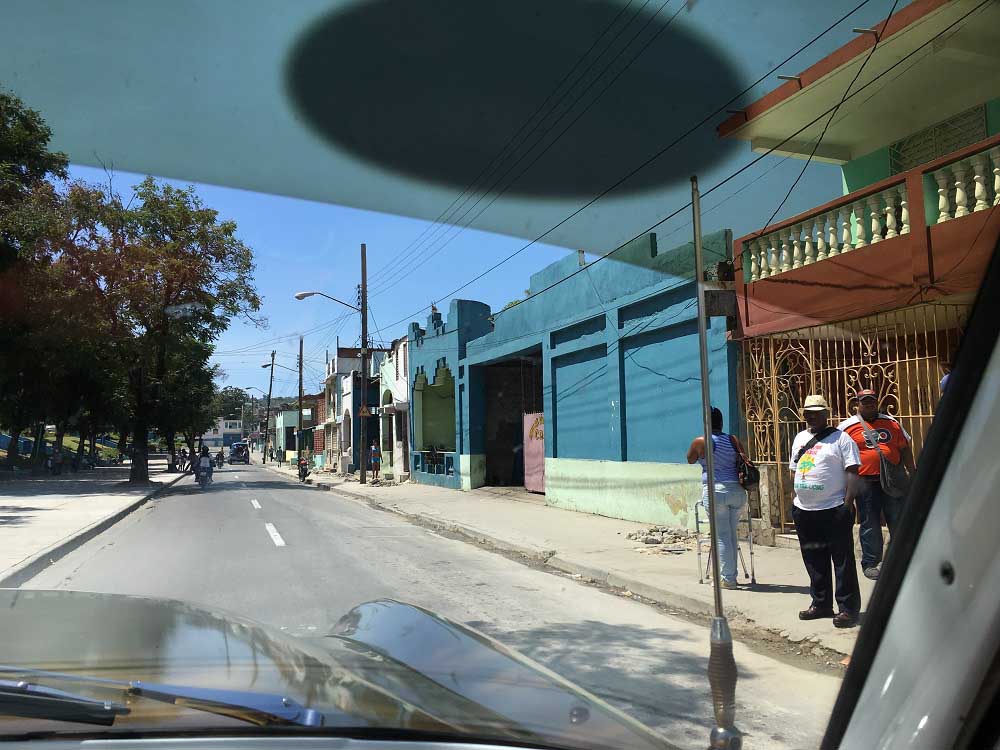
[23,463,840,750]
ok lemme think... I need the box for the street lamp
[294,291,360,311]
[244,386,266,446]
[262,359,299,464]
[295,270,370,484]
[262,361,297,373]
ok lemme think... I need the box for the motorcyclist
[196,445,213,484]
[216,448,225,467]
[297,454,310,482]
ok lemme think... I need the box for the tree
[155,336,217,471]
[57,177,262,482]
[0,91,70,466]
[214,386,250,421]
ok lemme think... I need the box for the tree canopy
[0,90,262,480]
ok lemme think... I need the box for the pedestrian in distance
[369,440,381,482]
[686,407,748,589]
[790,394,862,628]
[837,389,915,580]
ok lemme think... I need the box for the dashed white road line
[250,499,262,510]
[264,522,286,547]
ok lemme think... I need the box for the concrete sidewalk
[259,457,872,656]
[0,460,184,587]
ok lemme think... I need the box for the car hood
[0,591,677,750]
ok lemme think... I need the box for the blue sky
[63,0,894,397]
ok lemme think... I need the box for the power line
[752,0,900,238]
[370,0,683,298]
[367,0,879,321]
[364,0,651,287]
[370,0,989,339]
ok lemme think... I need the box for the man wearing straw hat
[789,394,862,629]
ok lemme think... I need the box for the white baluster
[827,211,840,257]
[953,164,969,218]
[803,219,816,265]
[816,215,828,261]
[853,201,868,248]
[971,154,989,212]
[935,171,952,223]
[868,194,883,243]
[791,225,803,269]
[898,184,910,235]
[757,238,770,279]
[884,189,898,239]
[780,231,791,272]
[840,207,852,254]
[769,237,779,275]
[749,243,759,282]
[991,147,1000,207]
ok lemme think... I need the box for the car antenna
[691,175,742,750]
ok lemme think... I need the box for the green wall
[841,146,891,195]
[419,383,456,451]
[986,97,1000,136]
[544,457,702,528]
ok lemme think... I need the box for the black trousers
[792,503,862,614]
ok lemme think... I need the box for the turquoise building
[407,231,738,528]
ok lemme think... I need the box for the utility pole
[298,334,304,469]
[359,243,368,485]
[691,176,741,750]
[263,350,275,463]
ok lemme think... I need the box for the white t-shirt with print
[788,429,861,511]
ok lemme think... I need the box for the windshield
[2,1,999,748]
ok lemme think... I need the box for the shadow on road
[468,618,760,746]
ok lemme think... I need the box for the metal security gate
[742,302,968,530]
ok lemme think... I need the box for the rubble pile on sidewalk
[624,525,697,554]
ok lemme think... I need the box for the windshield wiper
[0,667,325,728]
[126,680,324,727]
[0,678,129,726]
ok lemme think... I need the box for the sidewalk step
[774,533,801,550]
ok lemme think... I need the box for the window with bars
[889,105,987,174]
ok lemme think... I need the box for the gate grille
[742,302,968,530]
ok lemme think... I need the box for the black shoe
[863,566,880,580]
[833,611,859,628]
[799,606,835,620]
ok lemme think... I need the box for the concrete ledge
[0,472,186,589]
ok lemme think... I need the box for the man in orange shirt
[837,389,916,580]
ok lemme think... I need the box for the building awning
[718,0,1000,163]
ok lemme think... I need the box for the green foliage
[213,386,250,419]
[0,91,262,479]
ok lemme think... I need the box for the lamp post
[261,359,296,463]
[244,386,266,452]
[295,248,369,483]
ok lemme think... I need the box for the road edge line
[0,471,187,589]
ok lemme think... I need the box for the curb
[256,460,853,656]
[325,483,558,564]
[0,471,187,589]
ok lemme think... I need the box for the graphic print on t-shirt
[789,430,860,511]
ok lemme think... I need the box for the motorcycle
[214,453,224,468]
[194,462,212,490]
[297,458,310,483]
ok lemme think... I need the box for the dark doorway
[483,351,543,487]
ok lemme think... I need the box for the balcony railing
[740,137,1000,283]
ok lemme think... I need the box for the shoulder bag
[859,418,910,498]
[728,434,760,490]
[793,426,836,465]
